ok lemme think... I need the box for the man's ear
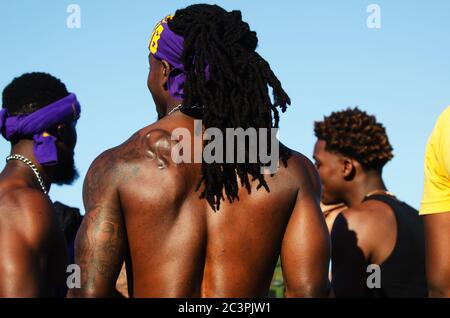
[160,60,173,90]
[342,157,356,181]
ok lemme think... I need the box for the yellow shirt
[420,106,450,215]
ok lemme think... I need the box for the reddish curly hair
[314,107,394,171]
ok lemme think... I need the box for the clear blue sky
[1,0,449,212]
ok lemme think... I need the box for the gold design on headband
[162,15,173,24]
[149,15,174,54]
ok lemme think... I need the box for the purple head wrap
[149,15,210,100]
[0,93,81,166]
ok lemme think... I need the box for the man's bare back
[71,113,330,298]
[0,170,67,297]
[69,4,330,298]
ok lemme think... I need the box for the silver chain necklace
[167,104,204,116]
[6,154,48,195]
[167,104,183,116]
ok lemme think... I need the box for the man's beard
[53,151,79,185]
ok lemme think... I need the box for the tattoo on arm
[82,150,117,208]
[75,206,126,294]
[71,151,126,297]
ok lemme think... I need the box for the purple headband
[0,93,81,166]
[149,15,210,100]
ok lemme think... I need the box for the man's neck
[165,100,183,117]
[344,172,387,208]
[7,140,52,193]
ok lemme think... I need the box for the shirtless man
[0,72,80,297]
[69,4,329,298]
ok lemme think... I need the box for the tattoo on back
[144,129,176,169]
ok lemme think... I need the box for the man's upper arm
[281,158,330,298]
[69,150,127,298]
[424,212,450,297]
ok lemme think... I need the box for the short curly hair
[314,107,394,171]
[2,72,68,115]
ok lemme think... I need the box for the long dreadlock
[169,4,291,211]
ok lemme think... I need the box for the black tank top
[363,194,428,298]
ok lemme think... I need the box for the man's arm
[281,158,330,298]
[68,150,127,298]
[0,191,56,297]
[424,212,450,297]
[330,211,370,297]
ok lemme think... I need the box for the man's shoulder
[0,186,55,245]
[437,106,450,124]
[0,185,53,214]
[105,122,174,162]
[428,106,450,150]
[87,127,150,175]
[338,199,395,235]
[281,146,313,172]
[341,199,389,217]
[280,146,321,193]
[85,123,178,191]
